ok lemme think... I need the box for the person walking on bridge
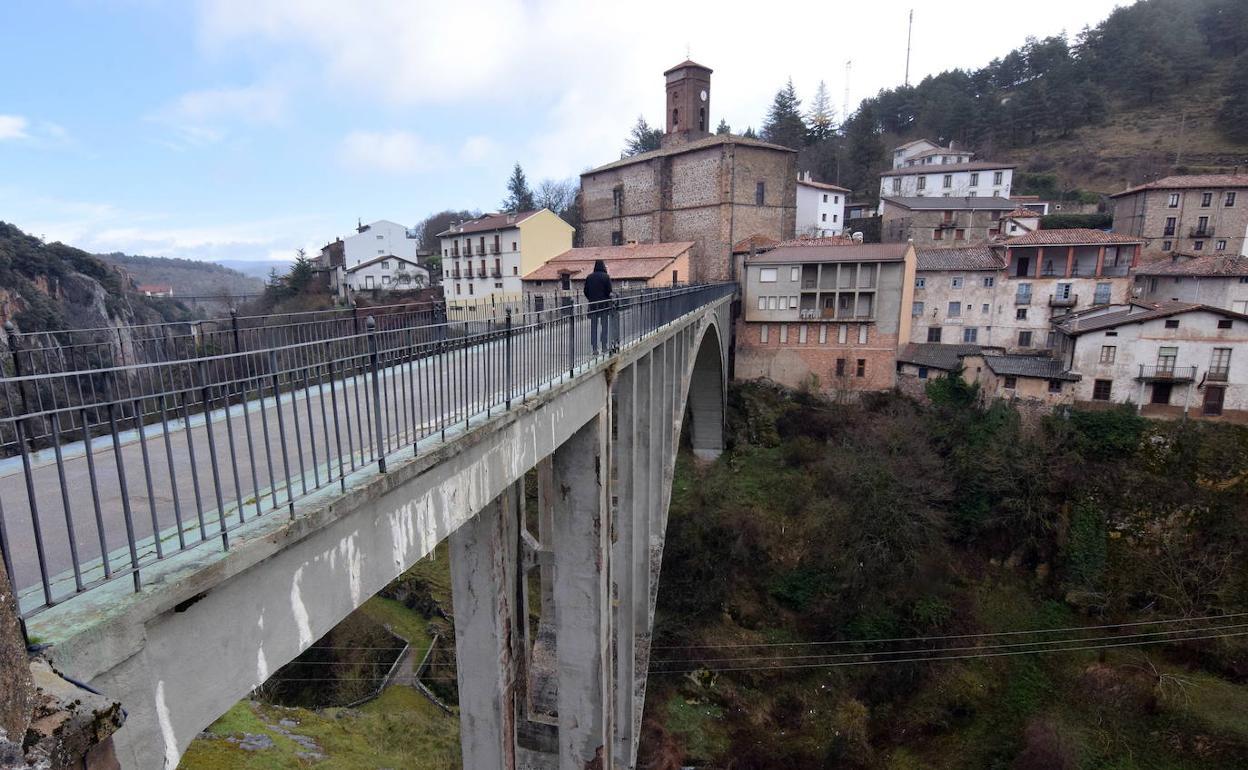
[584,259,613,355]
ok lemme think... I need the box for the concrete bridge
[19,286,733,769]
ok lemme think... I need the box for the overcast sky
[0,0,1128,265]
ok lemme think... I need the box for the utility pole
[904,9,914,87]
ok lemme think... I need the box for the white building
[1054,301,1248,420]
[343,255,429,293]
[437,209,573,306]
[1132,253,1248,313]
[343,220,421,266]
[796,173,849,237]
[880,139,1014,211]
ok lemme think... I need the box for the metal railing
[1137,364,1197,381]
[0,283,734,618]
[1207,367,1230,383]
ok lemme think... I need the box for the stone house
[1132,253,1248,313]
[895,342,1078,405]
[1110,174,1248,258]
[579,61,797,283]
[880,196,1017,247]
[521,241,692,298]
[1053,301,1248,421]
[735,241,915,392]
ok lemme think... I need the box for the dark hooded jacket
[583,259,612,305]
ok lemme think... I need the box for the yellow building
[437,209,573,308]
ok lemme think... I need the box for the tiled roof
[915,246,1005,271]
[983,355,1080,381]
[881,196,1017,211]
[1001,207,1041,219]
[663,59,711,74]
[732,234,780,254]
[523,242,693,281]
[880,161,1017,177]
[1053,301,1248,335]
[436,211,541,236]
[1002,228,1143,247]
[773,235,858,248]
[893,138,938,152]
[1109,174,1248,197]
[897,343,994,370]
[345,254,424,273]
[797,178,851,192]
[1133,254,1248,277]
[745,243,910,264]
[583,133,795,175]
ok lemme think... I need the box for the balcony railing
[490,246,501,255]
[1049,293,1078,307]
[451,271,462,279]
[1189,226,1215,238]
[1015,293,1032,305]
[477,269,488,278]
[1137,364,1197,382]
[491,269,503,278]
[802,280,817,290]
[1207,367,1230,383]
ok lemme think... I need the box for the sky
[0,0,1128,266]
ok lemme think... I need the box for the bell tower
[664,60,712,139]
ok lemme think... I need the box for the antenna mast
[904,9,913,87]
[842,59,852,123]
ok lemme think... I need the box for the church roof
[664,59,712,75]
[583,133,795,175]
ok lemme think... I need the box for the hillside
[97,252,264,300]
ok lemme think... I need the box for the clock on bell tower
[664,60,712,137]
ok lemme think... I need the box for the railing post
[367,316,386,473]
[504,308,513,410]
[230,308,242,354]
[566,297,575,379]
[352,303,361,336]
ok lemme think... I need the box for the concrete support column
[449,485,521,770]
[552,412,612,769]
[611,364,637,767]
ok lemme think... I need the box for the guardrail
[0,283,734,619]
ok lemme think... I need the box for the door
[1203,386,1225,416]
[1151,382,1172,405]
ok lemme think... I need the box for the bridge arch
[683,319,726,461]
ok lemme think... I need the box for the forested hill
[97,252,264,299]
[754,0,1248,203]
[0,222,192,335]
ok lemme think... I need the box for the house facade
[1110,174,1248,258]
[343,255,429,293]
[521,242,692,299]
[437,209,573,306]
[796,173,848,238]
[895,343,1080,406]
[735,242,916,392]
[579,61,798,283]
[1133,253,1248,313]
[342,220,421,266]
[879,139,1014,207]
[880,196,1017,247]
[1054,302,1248,421]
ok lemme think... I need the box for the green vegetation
[642,381,1248,768]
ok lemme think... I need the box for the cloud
[339,131,500,175]
[0,115,29,141]
[150,82,287,146]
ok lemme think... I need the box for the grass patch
[665,695,730,761]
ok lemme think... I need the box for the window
[1201,192,1213,207]
[513,266,519,275]
[833,214,838,222]
[835,358,846,376]
[455,283,462,295]
[1216,240,1227,251]
[1016,308,1028,320]
[856,359,866,377]
[915,276,926,288]
[1158,346,1178,373]
[983,277,995,287]
[798,324,808,343]
[993,171,1003,185]
[918,366,929,379]
[963,327,978,343]
[382,275,390,285]
[1094,282,1111,305]
[858,325,868,344]
[951,276,964,288]
[789,296,799,309]
[760,324,769,343]
[611,231,623,246]
[768,297,778,310]
[1100,346,1116,363]
[1194,241,1204,251]
[819,325,828,344]
[1168,193,1180,207]
[969,172,979,186]
[943,174,952,188]
[512,241,517,251]
[1217,319,1233,329]
[982,304,989,314]
[822,213,827,222]
[1163,216,1176,236]
[1092,380,1113,400]
[1048,380,1063,394]
[1162,240,1173,251]
[376,234,383,240]
[1226,191,1237,207]
[891,178,901,193]
[912,301,925,316]
[779,325,788,343]
[918,176,927,191]
[1211,347,1231,371]
[759,268,778,282]
[612,185,623,215]
[933,229,944,241]
[365,275,374,289]
[1018,330,1032,347]
[468,283,474,295]
[1165,319,1180,329]
[755,181,765,205]
[927,327,942,343]
[948,301,962,317]
[377,249,385,254]
[955,229,966,241]
[1004,376,1018,389]
[838,324,848,344]
[790,266,800,281]
[757,296,766,310]
[1055,282,1072,300]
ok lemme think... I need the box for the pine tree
[715,118,731,135]
[742,126,758,139]
[806,80,835,142]
[761,79,807,149]
[623,116,662,157]
[501,163,536,212]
